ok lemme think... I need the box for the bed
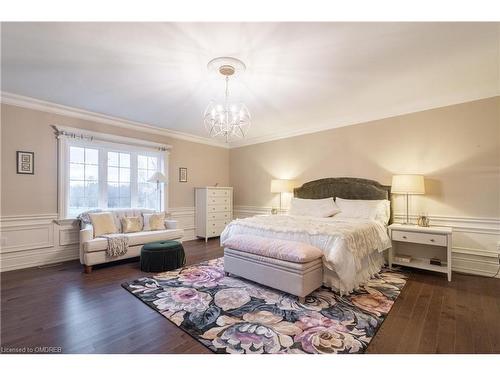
[220,178,392,294]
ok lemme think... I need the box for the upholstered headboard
[293,177,392,222]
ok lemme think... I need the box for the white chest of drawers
[195,187,233,242]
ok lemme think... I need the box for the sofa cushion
[222,234,323,263]
[84,229,183,253]
[109,208,155,232]
[89,212,119,237]
[143,212,166,231]
[121,216,142,233]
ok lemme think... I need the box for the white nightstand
[388,223,453,281]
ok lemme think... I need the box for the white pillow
[288,197,341,218]
[335,198,390,224]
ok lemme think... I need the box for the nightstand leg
[388,247,393,269]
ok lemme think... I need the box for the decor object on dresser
[140,240,185,273]
[16,151,34,174]
[79,208,183,273]
[270,179,294,213]
[147,171,168,211]
[204,57,251,143]
[391,174,425,224]
[417,214,430,227]
[195,187,233,242]
[179,167,187,182]
[388,223,452,281]
[122,257,408,354]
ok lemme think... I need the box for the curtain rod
[52,125,172,152]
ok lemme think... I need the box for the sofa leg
[84,265,92,274]
[298,296,306,304]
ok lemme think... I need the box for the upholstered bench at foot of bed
[222,235,324,301]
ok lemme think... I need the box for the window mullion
[131,152,138,208]
[99,149,108,209]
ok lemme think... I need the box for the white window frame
[55,125,171,219]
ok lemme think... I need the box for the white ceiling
[1,22,498,146]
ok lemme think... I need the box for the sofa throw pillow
[143,212,166,231]
[89,212,118,237]
[121,216,142,233]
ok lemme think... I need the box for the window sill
[54,218,79,226]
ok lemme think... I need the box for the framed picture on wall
[179,167,187,183]
[16,151,34,174]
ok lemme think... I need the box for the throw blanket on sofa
[99,234,129,257]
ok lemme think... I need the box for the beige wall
[0,104,230,216]
[230,97,500,219]
[2,97,499,220]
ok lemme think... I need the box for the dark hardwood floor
[1,238,499,354]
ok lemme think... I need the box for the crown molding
[2,91,498,150]
[0,92,230,149]
[229,92,500,148]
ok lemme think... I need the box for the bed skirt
[322,251,385,294]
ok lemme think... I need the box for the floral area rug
[122,258,407,354]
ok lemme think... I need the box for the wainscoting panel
[169,207,196,241]
[234,206,500,278]
[0,208,199,272]
[2,207,497,278]
[0,214,79,272]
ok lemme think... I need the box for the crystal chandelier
[204,57,251,143]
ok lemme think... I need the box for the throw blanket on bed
[99,233,129,257]
[221,215,390,272]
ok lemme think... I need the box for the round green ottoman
[140,240,185,273]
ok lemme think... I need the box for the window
[107,152,131,208]
[68,147,99,218]
[138,155,159,210]
[57,128,169,219]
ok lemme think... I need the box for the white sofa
[79,208,184,273]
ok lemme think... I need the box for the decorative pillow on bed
[288,197,340,217]
[335,198,390,224]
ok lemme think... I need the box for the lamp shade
[270,179,294,193]
[391,174,425,194]
[147,171,168,184]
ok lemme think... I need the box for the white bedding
[220,215,391,293]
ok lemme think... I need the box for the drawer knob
[402,236,407,239]
[430,239,435,242]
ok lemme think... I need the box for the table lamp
[391,174,425,224]
[270,179,294,213]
